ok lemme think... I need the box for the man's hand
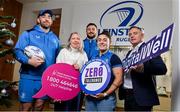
[28,56,44,67]
[130,63,144,73]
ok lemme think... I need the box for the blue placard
[80,59,111,95]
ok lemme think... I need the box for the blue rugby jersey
[94,50,122,92]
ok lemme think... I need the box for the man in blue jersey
[83,23,99,60]
[14,9,60,111]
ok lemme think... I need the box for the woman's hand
[73,64,80,70]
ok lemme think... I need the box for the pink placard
[33,63,80,101]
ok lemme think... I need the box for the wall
[14,0,173,84]
[17,0,172,45]
[14,0,178,110]
[172,0,180,111]
[71,0,172,44]
[17,0,110,45]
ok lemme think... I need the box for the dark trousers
[54,92,84,111]
[124,89,152,111]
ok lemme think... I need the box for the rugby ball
[24,45,45,60]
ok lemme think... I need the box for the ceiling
[16,0,48,4]
[16,0,106,4]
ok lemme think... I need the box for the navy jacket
[119,44,167,106]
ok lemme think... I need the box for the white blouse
[56,47,88,70]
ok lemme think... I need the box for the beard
[87,33,96,39]
[40,24,50,29]
[40,25,49,29]
[39,21,51,30]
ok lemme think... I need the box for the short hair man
[14,9,61,111]
[83,23,99,60]
[76,23,99,110]
[119,26,167,111]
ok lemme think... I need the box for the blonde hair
[66,32,84,53]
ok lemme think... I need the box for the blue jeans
[85,93,116,111]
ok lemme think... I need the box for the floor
[0,93,170,111]
[0,101,123,111]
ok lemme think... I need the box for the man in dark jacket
[119,26,167,111]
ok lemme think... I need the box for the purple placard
[33,63,80,101]
[123,23,174,70]
[80,59,111,95]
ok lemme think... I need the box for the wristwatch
[103,92,108,97]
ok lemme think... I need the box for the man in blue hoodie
[14,9,60,111]
[83,23,99,60]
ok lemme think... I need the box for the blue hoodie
[83,38,99,60]
[14,25,61,80]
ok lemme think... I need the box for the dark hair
[86,23,97,29]
[129,26,144,32]
[98,30,111,40]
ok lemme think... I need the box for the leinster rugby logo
[100,1,143,27]
[80,59,111,94]
[98,1,144,46]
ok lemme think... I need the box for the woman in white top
[54,32,88,111]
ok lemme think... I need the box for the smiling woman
[55,32,88,111]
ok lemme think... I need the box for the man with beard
[14,9,60,111]
[83,23,99,60]
[75,23,99,110]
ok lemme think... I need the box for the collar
[99,50,111,57]
[130,42,144,52]
[70,45,79,52]
[34,25,52,34]
[86,37,96,41]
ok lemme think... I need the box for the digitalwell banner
[123,23,174,70]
